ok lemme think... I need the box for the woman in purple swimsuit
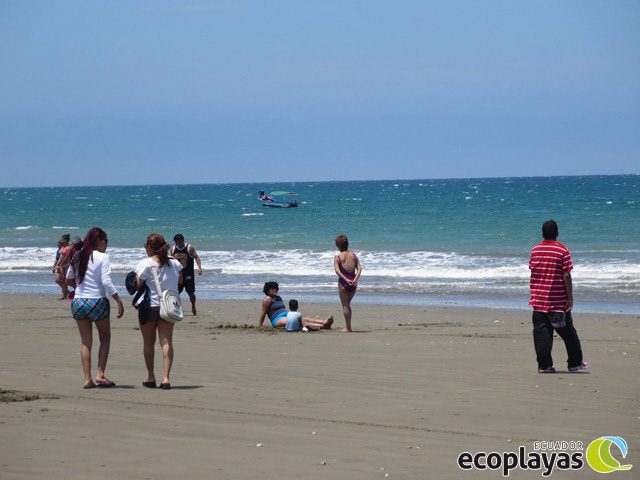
[333,234,363,332]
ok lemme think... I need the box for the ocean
[1,175,638,313]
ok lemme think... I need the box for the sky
[1,0,639,187]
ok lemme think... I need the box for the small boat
[258,190,299,208]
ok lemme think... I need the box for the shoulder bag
[151,265,183,323]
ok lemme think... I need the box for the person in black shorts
[170,234,203,315]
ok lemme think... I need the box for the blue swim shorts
[270,311,288,327]
[71,298,110,322]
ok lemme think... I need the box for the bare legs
[188,293,197,316]
[140,320,157,384]
[56,273,68,300]
[158,320,174,385]
[75,318,111,388]
[273,315,333,330]
[140,318,174,386]
[302,316,334,330]
[94,319,111,382]
[338,285,357,332]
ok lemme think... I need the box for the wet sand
[0,293,638,479]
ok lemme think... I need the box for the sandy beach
[0,293,638,479]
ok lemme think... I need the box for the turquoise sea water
[1,175,638,312]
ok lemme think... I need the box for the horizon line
[2,173,638,190]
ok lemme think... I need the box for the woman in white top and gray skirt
[135,233,183,390]
[66,227,124,389]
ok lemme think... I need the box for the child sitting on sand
[285,299,303,331]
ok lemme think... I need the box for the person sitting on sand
[66,227,124,389]
[258,282,333,330]
[285,299,302,331]
[333,234,362,332]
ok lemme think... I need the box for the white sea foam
[0,247,637,296]
[52,226,79,229]
[241,213,263,217]
[15,226,33,230]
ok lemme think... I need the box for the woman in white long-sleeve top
[66,227,124,389]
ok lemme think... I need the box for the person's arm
[65,262,76,288]
[54,251,65,271]
[353,254,363,284]
[563,271,573,311]
[333,256,350,283]
[135,262,148,290]
[190,245,203,275]
[258,296,271,328]
[101,256,124,318]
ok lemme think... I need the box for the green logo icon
[586,436,633,473]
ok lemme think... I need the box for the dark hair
[289,299,298,311]
[542,220,559,240]
[146,233,170,266]
[61,234,71,242]
[174,233,185,242]
[71,227,107,284]
[263,281,279,295]
[335,234,349,252]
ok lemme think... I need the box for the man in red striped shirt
[529,220,588,374]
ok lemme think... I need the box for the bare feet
[192,305,197,316]
[339,328,353,333]
[58,296,67,300]
[83,380,96,389]
[324,316,334,329]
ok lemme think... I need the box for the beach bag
[125,271,151,324]
[151,266,183,323]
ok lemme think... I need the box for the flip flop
[142,381,157,388]
[159,383,171,390]
[95,378,116,388]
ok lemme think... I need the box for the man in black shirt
[171,234,203,315]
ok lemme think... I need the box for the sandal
[95,378,116,387]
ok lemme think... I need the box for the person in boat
[258,190,273,201]
[258,281,333,330]
[333,234,363,332]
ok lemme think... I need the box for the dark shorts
[178,274,195,295]
[72,298,110,322]
[140,306,161,326]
